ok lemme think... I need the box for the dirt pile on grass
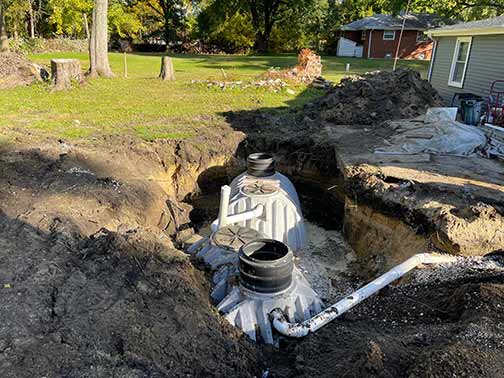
[305,68,443,125]
[0,52,47,89]
[266,48,323,84]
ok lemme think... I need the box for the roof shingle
[341,13,450,31]
[430,15,504,33]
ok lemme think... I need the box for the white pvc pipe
[270,253,458,338]
[217,185,231,228]
[216,185,264,231]
[226,204,264,225]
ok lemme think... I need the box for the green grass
[0,52,429,142]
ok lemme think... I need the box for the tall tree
[136,0,188,46]
[158,0,183,44]
[48,0,93,37]
[249,0,319,51]
[88,0,114,77]
[0,3,9,52]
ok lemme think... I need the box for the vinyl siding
[429,35,504,104]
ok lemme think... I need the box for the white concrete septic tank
[213,153,306,252]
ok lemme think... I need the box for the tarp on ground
[375,109,487,156]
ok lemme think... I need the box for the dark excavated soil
[0,138,262,378]
[0,216,262,378]
[269,257,504,378]
[304,68,443,126]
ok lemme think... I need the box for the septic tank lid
[212,225,263,251]
[247,153,275,177]
[241,180,279,196]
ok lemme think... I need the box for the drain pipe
[270,253,458,338]
[217,185,232,228]
[216,185,264,230]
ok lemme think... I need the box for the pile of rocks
[190,78,289,92]
[306,68,443,125]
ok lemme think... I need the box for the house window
[416,31,429,42]
[448,37,472,88]
[361,30,366,40]
[383,30,395,40]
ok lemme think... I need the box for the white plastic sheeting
[375,109,487,156]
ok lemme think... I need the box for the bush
[10,38,45,54]
[199,11,255,54]
[10,38,88,54]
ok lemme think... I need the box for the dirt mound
[0,53,47,89]
[0,139,262,378]
[0,215,262,378]
[305,68,443,125]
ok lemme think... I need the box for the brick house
[338,14,451,59]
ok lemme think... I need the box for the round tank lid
[212,225,263,251]
[241,180,279,196]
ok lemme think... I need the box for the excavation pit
[1,130,503,378]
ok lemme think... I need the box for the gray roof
[429,15,504,35]
[341,13,450,31]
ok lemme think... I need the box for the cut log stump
[159,56,175,81]
[51,59,83,91]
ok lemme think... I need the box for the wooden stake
[123,51,128,78]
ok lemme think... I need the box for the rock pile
[266,48,323,84]
[0,53,48,89]
[190,78,288,92]
[306,68,443,125]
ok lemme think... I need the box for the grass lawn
[0,52,429,142]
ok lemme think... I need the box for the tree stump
[51,59,83,91]
[159,56,175,81]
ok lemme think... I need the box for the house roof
[341,13,449,31]
[429,15,504,37]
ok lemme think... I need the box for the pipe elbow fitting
[270,309,310,338]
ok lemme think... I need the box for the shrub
[10,38,88,54]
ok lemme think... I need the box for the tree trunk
[88,0,114,78]
[254,32,269,53]
[83,12,90,40]
[159,56,175,81]
[0,5,9,53]
[29,6,35,38]
[51,59,84,91]
[163,23,171,49]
